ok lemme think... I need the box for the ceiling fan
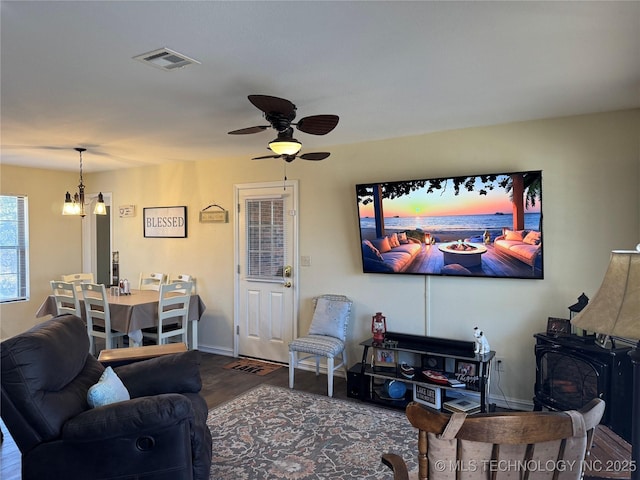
[228,95,338,161]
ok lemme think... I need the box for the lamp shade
[269,138,302,156]
[571,249,640,340]
[93,192,107,215]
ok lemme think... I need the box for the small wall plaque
[200,204,229,223]
[200,210,228,223]
[119,205,136,218]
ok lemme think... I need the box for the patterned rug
[222,358,282,376]
[207,384,417,479]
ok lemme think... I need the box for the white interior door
[234,181,298,363]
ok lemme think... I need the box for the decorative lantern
[372,312,387,345]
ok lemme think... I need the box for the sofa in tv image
[493,229,542,270]
[361,232,422,272]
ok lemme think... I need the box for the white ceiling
[1,1,639,173]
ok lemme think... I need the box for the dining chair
[138,272,166,291]
[168,273,196,293]
[381,398,605,480]
[61,272,95,291]
[50,281,82,317]
[289,294,352,397]
[80,283,127,355]
[143,281,193,346]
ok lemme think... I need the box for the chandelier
[62,147,106,217]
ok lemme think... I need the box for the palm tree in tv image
[356,171,541,236]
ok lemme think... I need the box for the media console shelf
[349,332,495,412]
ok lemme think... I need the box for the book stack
[443,396,481,414]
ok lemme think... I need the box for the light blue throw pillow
[308,297,351,341]
[87,366,130,408]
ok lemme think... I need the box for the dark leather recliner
[1,314,212,480]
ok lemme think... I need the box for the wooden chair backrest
[50,280,81,317]
[139,272,166,290]
[385,398,605,480]
[61,273,95,291]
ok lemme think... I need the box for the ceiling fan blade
[248,95,296,116]
[295,115,339,135]
[252,154,282,160]
[228,126,269,135]
[299,152,330,161]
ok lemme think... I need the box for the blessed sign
[143,206,187,238]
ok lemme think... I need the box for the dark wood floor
[405,243,541,277]
[0,352,350,480]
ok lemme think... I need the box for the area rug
[222,358,282,376]
[207,384,417,479]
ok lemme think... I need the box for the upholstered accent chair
[1,314,212,480]
[382,399,605,480]
[289,294,352,397]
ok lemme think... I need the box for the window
[0,195,29,303]
[246,197,286,280]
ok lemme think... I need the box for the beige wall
[2,109,638,407]
[0,165,82,338]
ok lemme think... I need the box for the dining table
[36,288,206,349]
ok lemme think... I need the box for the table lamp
[570,245,640,480]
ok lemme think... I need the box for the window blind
[246,197,286,281]
[0,195,29,303]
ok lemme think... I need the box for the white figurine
[473,327,490,354]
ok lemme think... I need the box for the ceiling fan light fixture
[269,138,302,156]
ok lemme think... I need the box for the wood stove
[534,333,633,442]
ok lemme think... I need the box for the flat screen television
[356,170,543,279]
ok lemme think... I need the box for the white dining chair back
[50,281,82,317]
[139,272,166,291]
[143,281,192,346]
[61,273,95,292]
[167,274,196,293]
[80,283,127,355]
[288,294,352,397]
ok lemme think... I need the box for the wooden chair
[382,398,606,480]
[167,273,196,293]
[142,281,192,347]
[288,294,352,397]
[61,272,95,291]
[80,283,127,355]
[138,272,166,291]
[50,280,81,317]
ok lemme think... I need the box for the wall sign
[119,205,136,218]
[143,206,187,238]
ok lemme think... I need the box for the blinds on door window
[246,197,286,281]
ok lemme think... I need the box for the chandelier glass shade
[62,147,106,217]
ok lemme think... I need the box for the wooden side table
[98,343,187,367]
[585,425,633,480]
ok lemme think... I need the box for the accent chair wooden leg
[327,356,335,397]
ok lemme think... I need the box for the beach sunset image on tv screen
[356,170,543,279]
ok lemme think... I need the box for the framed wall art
[143,206,187,238]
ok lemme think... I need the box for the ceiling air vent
[133,48,200,71]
